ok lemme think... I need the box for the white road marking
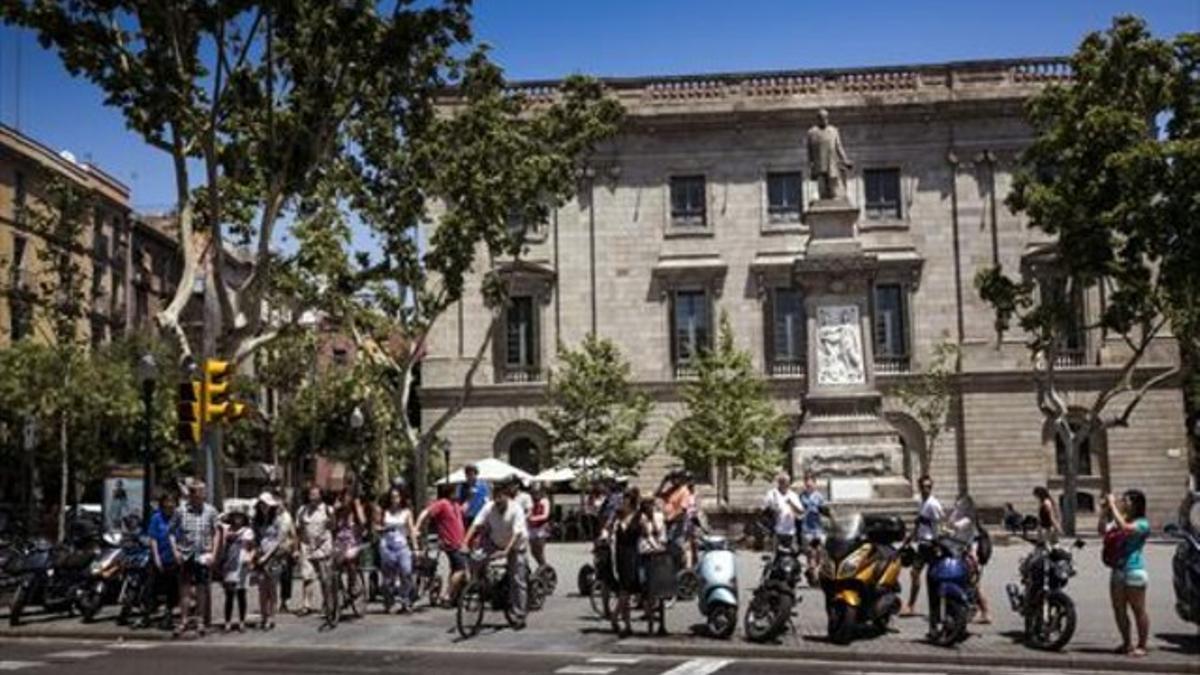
[556,667,616,675]
[107,641,157,650]
[43,650,108,659]
[658,659,733,675]
[0,663,43,671]
[587,657,642,665]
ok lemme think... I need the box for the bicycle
[456,550,544,639]
[410,535,443,608]
[320,552,367,629]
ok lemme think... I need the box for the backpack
[975,526,993,566]
[1102,527,1127,568]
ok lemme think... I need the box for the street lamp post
[137,353,158,526]
[443,440,452,483]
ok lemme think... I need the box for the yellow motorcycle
[818,511,908,644]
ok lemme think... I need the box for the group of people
[136,463,562,637]
[761,470,1156,657]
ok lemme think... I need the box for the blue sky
[0,0,1195,212]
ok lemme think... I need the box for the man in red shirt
[416,484,468,604]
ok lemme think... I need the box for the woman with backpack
[1099,489,1152,657]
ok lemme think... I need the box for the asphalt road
[0,637,1144,675]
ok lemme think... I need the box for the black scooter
[1165,490,1200,630]
[743,538,802,643]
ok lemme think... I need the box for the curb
[0,628,175,643]
[612,639,1200,674]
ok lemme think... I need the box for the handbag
[1102,527,1127,568]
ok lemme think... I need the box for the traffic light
[202,359,247,423]
[177,380,202,445]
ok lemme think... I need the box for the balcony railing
[500,365,542,383]
[1053,348,1087,369]
[768,360,806,377]
[673,362,699,380]
[874,355,911,374]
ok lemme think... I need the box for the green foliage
[539,335,654,481]
[894,338,959,474]
[979,16,1200,354]
[668,313,788,489]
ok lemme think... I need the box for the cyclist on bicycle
[333,486,368,598]
[462,478,530,629]
[415,484,467,606]
[526,483,553,572]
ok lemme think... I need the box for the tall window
[671,289,711,377]
[864,168,902,220]
[14,171,26,224]
[1040,277,1087,367]
[508,437,543,475]
[670,175,707,227]
[873,283,909,372]
[768,287,806,375]
[504,295,539,381]
[10,298,31,341]
[766,171,803,223]
[9,234,27,289]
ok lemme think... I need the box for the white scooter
[695,533,738,638]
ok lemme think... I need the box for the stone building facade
[422,58,1190,526]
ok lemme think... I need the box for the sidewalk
[1,542,1196,672]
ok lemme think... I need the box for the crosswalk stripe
[556,667,616,675]
[587,657,641,665]
[658,659,733,675]
[0,662,43,671]
[43,650,108,659]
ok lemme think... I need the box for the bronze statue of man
[806,109,853,201]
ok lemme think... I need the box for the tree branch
[422,313,498,442]
[154,125,198,362]
[1104,364,1180,429]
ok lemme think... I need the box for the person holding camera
[1099,489,1151,657]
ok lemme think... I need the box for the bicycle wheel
[528,577,546,612]
[589,579,612,618]
[427,576,443,607]
[456,580,486,639]
[536,565,558,596]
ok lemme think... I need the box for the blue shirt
[147,509,175,566]
[799,489,826,534]
[1122,518,1151,573]
[457,480,491,520]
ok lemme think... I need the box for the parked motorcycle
[1166,490,1200,628]
[115,537,156,626]
[695,534,738,639]
[925,497,981,647]
[819,511,907,645]
[744,538,801,643]
[7,537,99,626]
[1003,508,1083,650]
[77,532,126,621]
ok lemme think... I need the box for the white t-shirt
[763,487,803,536]
[916,495,944,542]
[473,500,528,551]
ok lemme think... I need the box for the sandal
[1130,647,1147,658]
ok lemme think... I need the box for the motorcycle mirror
[1073,538,1086,549]
[1163,523,1180,536]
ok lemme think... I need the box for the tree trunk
[57,413,68,544]
[1062,430,1083,537]
[412,436,430,511]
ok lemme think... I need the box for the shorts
[529,525,551,542]
[1111,568,1149,588]
[446,549,468,573]
[181,559,211,586]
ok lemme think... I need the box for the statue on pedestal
[806,109,854,201]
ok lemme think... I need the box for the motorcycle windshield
[825,512,864,560]
[944,496,978,543]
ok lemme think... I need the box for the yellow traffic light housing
[203,359,247,423]
[177,381,202,445]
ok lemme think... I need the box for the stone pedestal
[791,199,912,503]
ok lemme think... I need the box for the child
[220,507,254,632]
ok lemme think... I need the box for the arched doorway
[493,420,551,476]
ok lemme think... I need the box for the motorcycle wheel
[8,580,28,626]
[707,603,738,640]
[676,569,699,602]
[116,578,133,625]
[745,591,792,643]
[577,564,595,597]
[1025,591,1076,651]
[932,598,969,647]
[827,601,855,645]
[78,582,104,622]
